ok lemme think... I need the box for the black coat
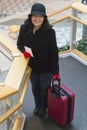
[17,25,59,74]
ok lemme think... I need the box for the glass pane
[0,45,12,82]
[53,20,83,48]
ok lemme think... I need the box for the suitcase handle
[51,78,61,98]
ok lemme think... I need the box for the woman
[17,3,60,117]
[81,0,87,4]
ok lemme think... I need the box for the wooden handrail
[71,49,87,62]
[50,15,69,25]
[12,67,31,130]
[69,15,87,25]
[48,4,71,17]
[0,58,29,101]
[71,2,87,14]
[0,67,31,123]
[0,41,12,55]
[5,56,28,90]
[12,117,23,130]
[50,15,87,26]
[0,34,20,55]
[19,67,31,104]
[59,49,87,62]
[0,103,21,123]
[0,86,16,101]
[48,2,87,26]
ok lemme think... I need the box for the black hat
[29,3,47,17]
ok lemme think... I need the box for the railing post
[18,107,26,130]
[0,101,7,130]
[70,9,78,50]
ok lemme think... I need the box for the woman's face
[31,14,44,27]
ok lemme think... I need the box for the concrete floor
[22,56,87,130]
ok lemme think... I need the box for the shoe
[34,107,40,115]
[39,109,47,117]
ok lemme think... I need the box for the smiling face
[31,14,44,28]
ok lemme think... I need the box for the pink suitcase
[48,79,75,125]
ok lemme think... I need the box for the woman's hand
[53,74,60,81]
[23,50,31,58]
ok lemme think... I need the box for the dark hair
[23,15,52,32]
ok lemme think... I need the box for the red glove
[23,50,31,58]
[53,74,60,81]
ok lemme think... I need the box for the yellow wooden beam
[71,2,87,14]
[0,68,31,123]
[0,86,16,101]
[19,67,32,104]
[5,56,29,89]
[71,49,87,61]
[48,4,71,17]
[12,117,23,130]
[69,15,87,25]
[0,103,21,123]
[50,15,69,25]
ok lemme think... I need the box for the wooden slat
[50,15,69,25]
[12,117,23,130]
[69,15,87,25]
[0,41,12,54]
[50,15,87,26]
[5,56,29,90]
[48,4,71,17]
[59,50,71,55]
[0,34,20,54]
[0,86,16,101]
[71,49,87,61]
[0,103,21,123]
[0,68,31,123]
[59,49,87,62]
[19,67,31,104]
[71,2,87,14]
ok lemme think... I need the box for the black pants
[30,72,52,109]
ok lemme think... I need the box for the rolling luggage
[48,79,75,125]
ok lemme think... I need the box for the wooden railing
[0,67,31,124]
[48,2,87,25]
[48,4,71,17]
[0,33,31,130]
